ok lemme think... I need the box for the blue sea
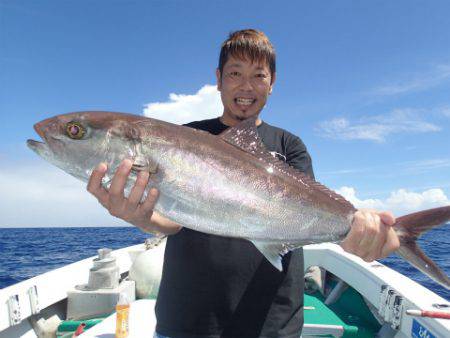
[0,225,449,301]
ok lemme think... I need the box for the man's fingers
[138,188,159,218]
[378,210,396,226]
[342,209,399,262]
[380,227,401,258]
[109,159,132,209]
[365,211,395,260]
[341,214,366,254]
[359,213,389,261]
[127,171,150,211]
[87,163,109,206]
[355,212,377,254]
[342,210,382,261]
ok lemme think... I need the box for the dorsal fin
[276,161,356,211]
[219,116,265,155]
[219,117,355,211]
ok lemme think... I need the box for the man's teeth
[235,98,255,105]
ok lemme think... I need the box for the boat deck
[304,290,380,337]
[68,288,381,338]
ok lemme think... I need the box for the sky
[1,0,449,227]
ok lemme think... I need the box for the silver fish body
[27,111,450,288]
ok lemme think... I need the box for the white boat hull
[1,242,449,337]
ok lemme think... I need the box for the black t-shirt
[155,118,315,338]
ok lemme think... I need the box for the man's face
[216,56,275,125]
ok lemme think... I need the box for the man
[88,29,400,338]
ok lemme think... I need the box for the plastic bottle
[115,293,130,338]
[72,322,86,337]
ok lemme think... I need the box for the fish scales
[27,111,450,288]
[136,120,352,242]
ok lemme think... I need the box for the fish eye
[66,121,85,139]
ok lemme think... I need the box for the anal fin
[251,240,294,272]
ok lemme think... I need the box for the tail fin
[394,206,450,289]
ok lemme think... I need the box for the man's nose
[239,76,254,91]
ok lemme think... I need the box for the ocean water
[0,225,449,301]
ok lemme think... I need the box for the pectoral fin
[132,155,158,174]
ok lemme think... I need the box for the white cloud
[0,164,129,227]
[316,108,440,142]
[336,187,385,210]
[385,189,449,213]
[143,84,222,124]
[403,158,450,173]
[321,158,450,178]
[440,105,450,118]
[336,186,450,216]
[370,64,450,97]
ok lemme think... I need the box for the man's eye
[229,71,240,77]
[256,73,267,78]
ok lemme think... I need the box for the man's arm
[87,159,182,235]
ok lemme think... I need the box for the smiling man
[88,29,400,338]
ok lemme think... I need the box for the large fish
[27,111,450,289]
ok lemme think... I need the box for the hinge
[7,294,21,326]
[28,285,40,314]
[378,285,403,330]
[392,295,403,330]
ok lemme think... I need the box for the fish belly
[153,163,350,244]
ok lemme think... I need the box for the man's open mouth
[235,97,256,106]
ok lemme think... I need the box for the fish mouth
[26,139,45,147]
[27,117,55,154]
[26,139,50,157]
[33,118,52,140]
[27,120,52,158]
[27,121,47,152]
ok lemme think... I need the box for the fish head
[27,111,148,182]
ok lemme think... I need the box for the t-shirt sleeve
[286,135,315,180]
[183,121,197,128]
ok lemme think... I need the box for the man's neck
[219,114,262,127]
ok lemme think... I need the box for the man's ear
[269,72,276,94]
[216,69,222,91]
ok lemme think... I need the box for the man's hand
[341,209,400,262]
[87,159,182,235]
